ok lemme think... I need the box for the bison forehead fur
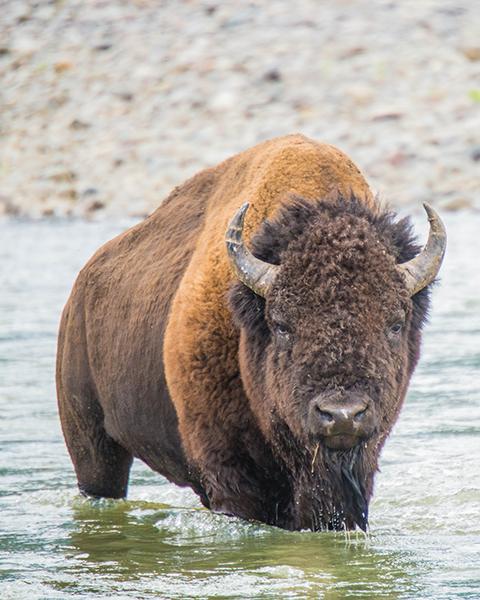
[56,134,439,533]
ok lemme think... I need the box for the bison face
[260,209,413,457]
[263,274,410,455]
[227,194,444,468]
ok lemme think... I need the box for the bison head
[226,193,445,531]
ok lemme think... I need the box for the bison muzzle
[308,388,375,450]
[56,134,446,532]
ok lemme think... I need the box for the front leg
[198,438,293,528]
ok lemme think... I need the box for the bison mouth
[322,433,362,451]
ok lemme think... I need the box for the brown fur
[57,134,425,530]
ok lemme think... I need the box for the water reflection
[58,497,417,599]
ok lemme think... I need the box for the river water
[0,210,479,599]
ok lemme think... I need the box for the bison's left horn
[225,203,279,298]
[397,202,447,297]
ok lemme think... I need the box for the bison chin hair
[271,418,373,532]
[302,444,370,532]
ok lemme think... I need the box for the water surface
[0,212,479,599]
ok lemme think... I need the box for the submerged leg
[57,383,133,499]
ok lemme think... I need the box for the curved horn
[397,202,447,297]
[225,203,279,298]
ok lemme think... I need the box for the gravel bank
[1,0,480,219]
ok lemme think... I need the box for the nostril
[354,408,367,422]
[317,408,334,423]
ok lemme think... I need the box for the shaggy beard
[271,420,371,532]
[293,444,370,532]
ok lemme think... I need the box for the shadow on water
[50,497,420,599]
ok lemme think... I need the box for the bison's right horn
[397,202,447,297]
[225,203,279,298]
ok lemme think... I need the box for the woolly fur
[57,135,433,531]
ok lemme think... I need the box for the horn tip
[422,202,435,220]
[236,202,251,225]
[227,203,251,235]
[422,202,447,240]
[239,202,250,215]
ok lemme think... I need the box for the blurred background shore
[1,0,479,220]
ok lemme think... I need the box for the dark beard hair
[271,419,371,532]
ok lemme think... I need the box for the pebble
[0,0,479,219]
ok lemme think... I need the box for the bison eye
[272,320,293,347]
[387,310,406,340]
[389,320,404,335]
[270,311,291,341]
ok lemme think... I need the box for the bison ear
[226,280,268,335]
[225,203,280,298]
[397,203,446,297]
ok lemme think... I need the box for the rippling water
[1,211,479,599]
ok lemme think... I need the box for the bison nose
[308,395,374,445]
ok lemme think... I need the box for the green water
[1,212,479,599]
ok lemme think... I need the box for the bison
[56,134,446,532]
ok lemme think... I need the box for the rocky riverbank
[1,0,479,219]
